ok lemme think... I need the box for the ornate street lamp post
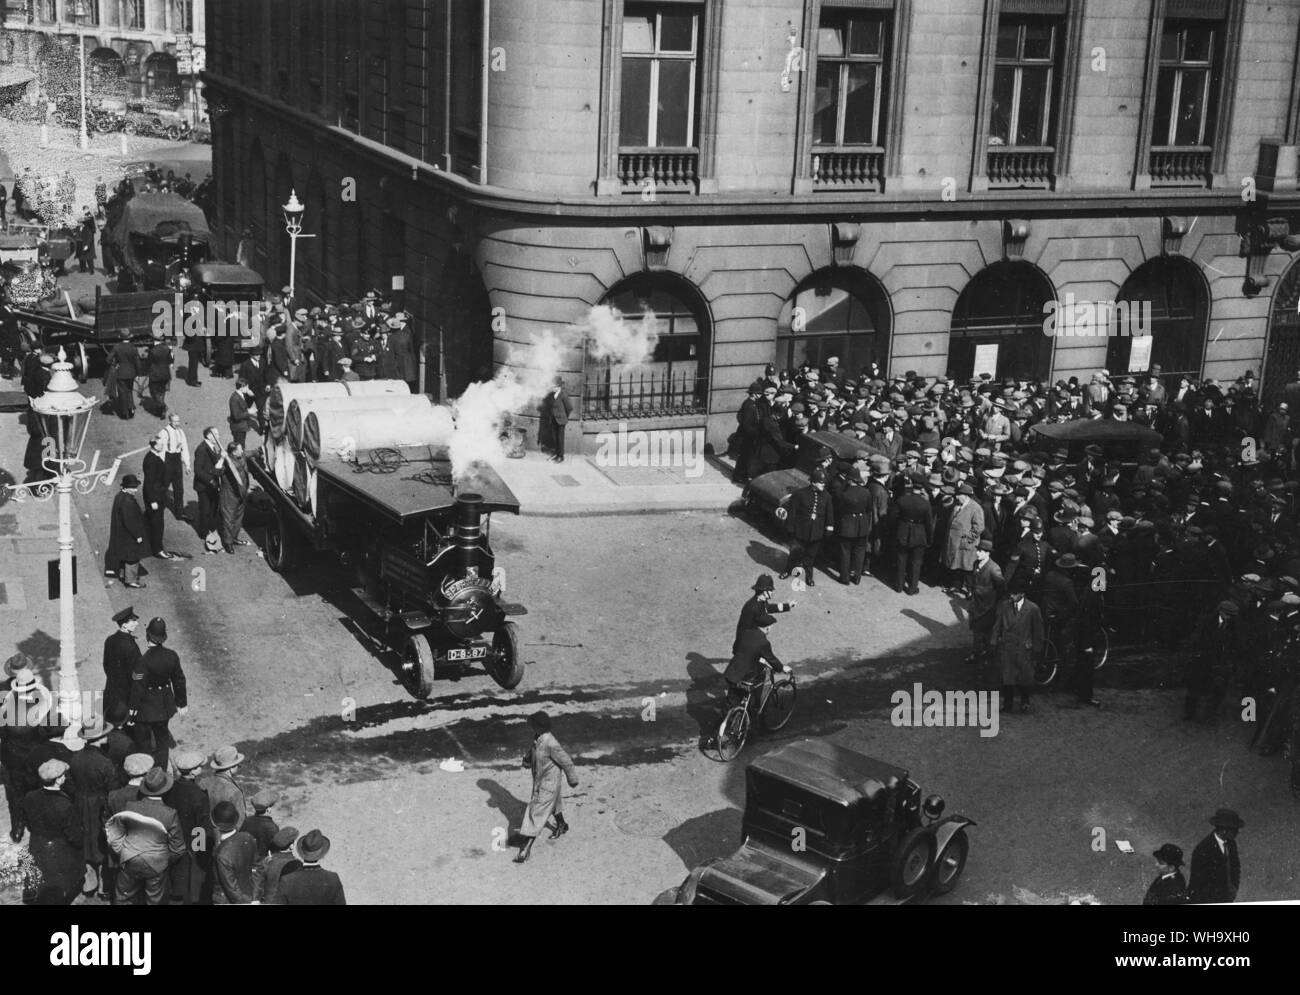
[5,350,142,726]
[282,190,314,304]
[71,0,91,151]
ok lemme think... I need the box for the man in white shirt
[161,413,192,522]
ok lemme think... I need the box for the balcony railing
[617,148,699,194]
[811,147,884,191]
[582,368,709,419]
[986,146,1055,189]
[1149,146,1212,187]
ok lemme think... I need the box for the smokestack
[455,492,483,576]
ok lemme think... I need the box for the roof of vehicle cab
[749,739,908,807]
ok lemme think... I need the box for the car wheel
[893,828,936,899]
[487,621,525,690]
[264,506,299,573]
[399,633,435,699]
[762,674,797,732]
[716,705,750,762]
[931,831,969,896]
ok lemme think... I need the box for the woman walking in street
[514,711,578,864]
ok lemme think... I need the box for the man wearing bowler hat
[1185,601,1239,722]
[733,574,795,655]
[102,605,142,717]
[106,474,148,588]
[1188,809,1244,904]
[1143,843,1188,905]
[275,828,346,903]
[105,766,185,905]
[128,617,188,769]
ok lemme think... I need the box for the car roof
[802,430,882,461]
[191,262,262,285]
[749,739,908,807]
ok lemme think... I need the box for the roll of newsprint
[272,437,296,491]
[303,404,455,463]
[266,382,348,441]
[344,379,411,398]
[291,451,317,513]
[287,394,434,453]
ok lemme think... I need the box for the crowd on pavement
[729,360,1300,790]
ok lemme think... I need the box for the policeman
[779,468,835,587]
[128,617,188,769]
[1005,508,1050,600]
[733,575,795,654]
[102,605,142,717]
[834,466,872,585]
[894,475,934,595]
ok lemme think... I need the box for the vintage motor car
[1027,417,1164,468]
[741,429,885,522]
[672,739,974,905]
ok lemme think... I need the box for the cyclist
[733,574,795,654]
[723,614,789,708]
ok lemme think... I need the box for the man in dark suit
[145,339,172,413]
[261,827,302,905]
[387,316,419,393]
[546,376,572,463]
[780,468,835,587]
[834,467,872,585]
[895,476,934,595]
[967,540,1003,666]
[243,789,281,859]
[275,829,346,904]
[110,340,140,419]
[732,381,763,483]
[142,433,173,559]
[0,662,45,842]
[193,427,224,550]
[128,617,187,770]
[162,750,210,905]
[102,606,142,717]
[23,759,84,904]
[1185,601,1239,721]
[107,475,148,588]
[237,354,268,430]
[733,574,794,654]
[212,801,259,904]
[315,328,345,382]
[724,616,786,689]
[1188,809,1243,904]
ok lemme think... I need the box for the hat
[112,606,138,625]
[37,759,68,784]
[957,483,975,496]
[1153,843,1184,867]
[146,617,167,642]
[810,469,828,484]
[58,726,85,752]
[271,826,299,851]
[8,666,38,692]
[124,753,154,777]
[386,316,405,329]
[39,353,55,366]
[212,801,241,832]
[140,767,174,797]
[1217,600,1239,617]
[297,828,331,862]
[752,574,775,593]
[977,539,994,552]
[1056,553,1079,570]
[173,749,205,773]
[210,745,245,770]
[1209,808,1245,830]
[79,718,113,742]
[528,710,551,732]
[293,308,309,319]
[250,788,278,811]
[120,474,140,488]
[280,285,294,296]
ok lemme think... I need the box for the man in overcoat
[967,540,1004,666]
[1188,809,1244,904]
[69,718,118,899]
[780,468,835,586]
[834,466,872,585]
[513,711,578,864]
[991,577,1043,714]
[128,617,187,769]
[894,475,934,595]
[1184,601,1240,722]
[944,483,985,597]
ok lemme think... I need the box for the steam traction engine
[247,441,528,699]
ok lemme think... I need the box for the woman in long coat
[514,711,578,864]
[991,583,1043,714]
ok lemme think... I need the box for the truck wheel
[892,829,936,899]
[264,507,298,573]
[165,125,181,141]
[931,831,969,896]
[487,622,524,689]
[399,633,435,699]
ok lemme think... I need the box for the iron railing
[1149,146,1212,187]
[582,369,708,419]
[617,148,699,193]
[986,146,1055,188]
[810,148,885,191]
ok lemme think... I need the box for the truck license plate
[446,647,487,662]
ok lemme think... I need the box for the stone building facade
[203,0,1300,454]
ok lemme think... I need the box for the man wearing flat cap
[244,789,281,859]
[1188,809,1244,904]
[275,829,346,904]
[164,749,211,904]
[513,711,579,864]
[1143,844,1188,905]
[129,617,187,769]
[102,606,141,717]
[261,825,302,904]
[1185,601,1240,722]
[22,758,84,904]
[733,575,795,654]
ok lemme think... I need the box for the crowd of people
[0,618,346,904]
[730,359,1300,791]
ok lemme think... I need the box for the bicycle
[1036,616,1111,687]
[716,664,797,762]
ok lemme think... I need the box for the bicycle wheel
[1090,625,1110,671]
[762,675,797,732]
[1034,639,1059,686]
[716,705,750,762]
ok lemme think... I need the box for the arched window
[1106,257,1207,383]
[1263,257,1300,404]
[777,268,891,378]
[585,275,711,418]
[949,260,1054,381]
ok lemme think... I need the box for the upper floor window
[38,0,56,22]
[1152,22,1218,148]
[179,0,194,34]
[813,10,887,149]
[127,0,145,30]
[619,4,699,149]
[990,19,1056,147]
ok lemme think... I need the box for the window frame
[989,19,1057,148]
[127,0,145,31]
[812,8,888,150]
[620,4,700,149]
[1152,22,1216,148]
